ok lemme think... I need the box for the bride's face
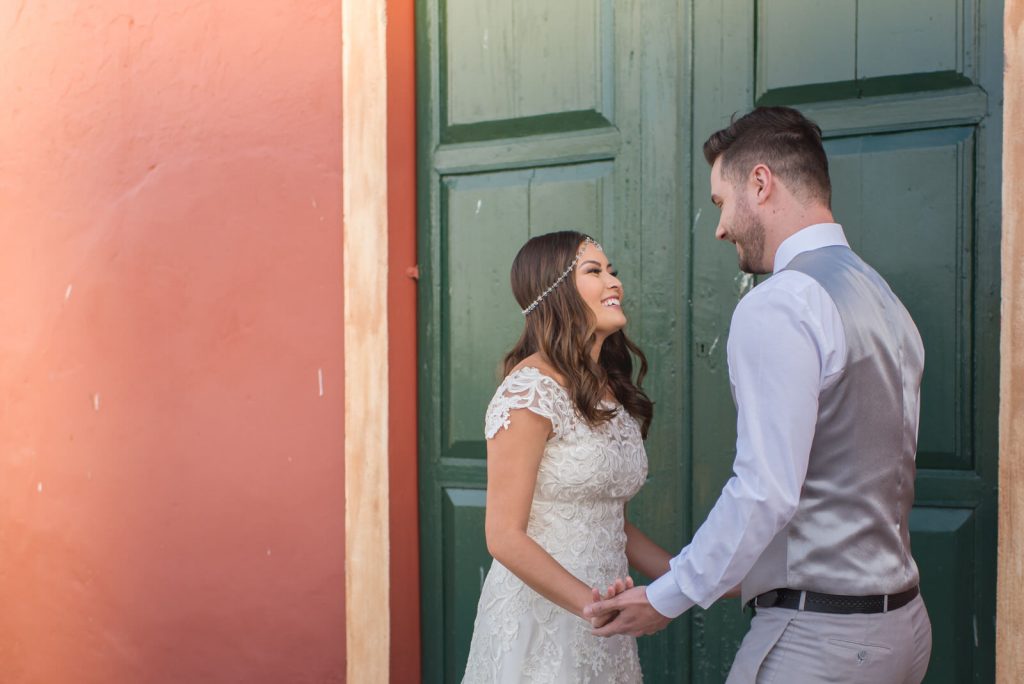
[573,243,626,336]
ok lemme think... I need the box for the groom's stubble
[730,193,769,275]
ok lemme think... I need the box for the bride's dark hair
[503,230,654,438]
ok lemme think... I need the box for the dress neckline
[510,365,620,408]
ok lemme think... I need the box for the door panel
[441,0,614,143]
[445,0,604,125]
[910,506,978,683]
[443,164,614,460]
[756,0,975,105]
[827,127,975,469]
[441,488,489,684]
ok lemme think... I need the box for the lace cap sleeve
[484,367,572,440]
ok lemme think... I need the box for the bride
[462,231,672,683]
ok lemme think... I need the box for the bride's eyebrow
[579,259,603,268]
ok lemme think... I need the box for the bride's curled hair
[503,230,654,438]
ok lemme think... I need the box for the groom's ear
[750,163,772,204]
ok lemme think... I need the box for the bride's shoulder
[485,357,573,440]
[506,354,568,390]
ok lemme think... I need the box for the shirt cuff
[647,573,695,619]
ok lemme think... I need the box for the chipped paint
[735,272,755,296]
[707,335,720,357]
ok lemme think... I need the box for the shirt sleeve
[647,281,829,618]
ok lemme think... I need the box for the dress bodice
[484,366,648,578]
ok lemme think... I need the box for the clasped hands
[584,577,671,637]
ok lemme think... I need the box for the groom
[585,106,933,682]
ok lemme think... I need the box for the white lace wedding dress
[462,366,647,683]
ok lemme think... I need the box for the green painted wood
[442,488,490,683]
[800,86,987,138]
[756,72,974,107]
[420,0,1002,681]
[827,127,976,469]
[444,110,613,145]
[965,0,1004,679]
[757,0,974,103]
[910,506,977,684]
[419,1,689,681]
[627,1,692,677]
[442,164,615,461]
[433,126,622,174]
[757,0,856,94]
[856,0,964,79]
[689,2,760,680]
[445,0,603,126]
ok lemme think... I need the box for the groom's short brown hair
[703,106,831,207]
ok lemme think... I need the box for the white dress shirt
[647,223,851,618]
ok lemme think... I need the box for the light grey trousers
[725,594,932,684]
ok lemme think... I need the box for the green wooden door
[416,1,691,680]
[418,1,1001,682]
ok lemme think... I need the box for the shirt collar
[773,223,849,273]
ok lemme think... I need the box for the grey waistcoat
[740,245,924,605]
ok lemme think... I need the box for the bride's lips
[601,296,622,308]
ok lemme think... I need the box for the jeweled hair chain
[521,237,602,315]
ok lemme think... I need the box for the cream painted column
[342,0,390,680]
[998,2,1024,682]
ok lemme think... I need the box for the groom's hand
[584,586,670,637]
[587,576,634,628]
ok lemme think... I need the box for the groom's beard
[731,197,768,275]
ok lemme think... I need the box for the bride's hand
[588,576,634,627]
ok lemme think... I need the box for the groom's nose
[715,221,727,241]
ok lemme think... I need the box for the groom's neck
[764,202,835,263]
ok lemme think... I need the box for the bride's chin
[600,317,627,335]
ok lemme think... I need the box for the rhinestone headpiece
[521,237,602,315]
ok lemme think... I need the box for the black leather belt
[751,585,919,614]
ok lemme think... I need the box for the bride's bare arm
[623,514,672,581]
[485,408,594,620]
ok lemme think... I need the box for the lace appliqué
[463,366,647,683]
[484,366,573,440]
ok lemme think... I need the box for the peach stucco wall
[0,3,346,682]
